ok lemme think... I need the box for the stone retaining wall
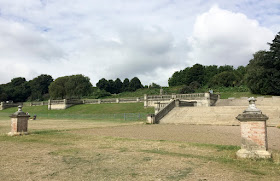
[48,97,143,110]
[0,102,23,110]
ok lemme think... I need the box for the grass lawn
[0,103,154,121]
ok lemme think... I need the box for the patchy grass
[0,120,279,180]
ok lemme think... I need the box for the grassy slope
[0,103,154,121]
[0,103,153,115]
[105,86,273,99]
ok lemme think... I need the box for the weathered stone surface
[236,97,271,159]
[8,105,30,136]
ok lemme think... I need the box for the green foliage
[49,75,92,99]
[49,76,69,99]
[209,71,242,87]
[186,63,205,85]
[0,77,31,102]
[97,77,143,94]
[168,64,206,86]
[148,82,161,89]
[114,78,123,94]
[168,64,246,89]
[189,81,201,90]
[179,85,195,94]
[65,75,92,98]
[122,78,130,92]
[246,32,280,95]
[96,78,110,93]
[129,77,143,91]
[218,65,234,73]
[90,89,111,99]
[204,65,219,84]
[168,70,185,86]
[29,74,53,101]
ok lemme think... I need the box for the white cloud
[0,1,279,86]
[0,18,64,83]
[188,6,275,66]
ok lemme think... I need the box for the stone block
[236,97,271,159]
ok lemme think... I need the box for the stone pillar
[48,99,51,110]
[116,98,120,103]
[98,99,101,104]
[171,93,176,99]
[136,97,140,102]
[8,105,30,136]
[175,99,180,107]
[155,102,160,114]
[144,94,148,107]
[236,97,271,159]
[204,92,210,107]
[0,102,4,110]
[160,88,163,95]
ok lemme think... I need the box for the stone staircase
[159,105,280,127]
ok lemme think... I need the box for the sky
[0,0,279,86]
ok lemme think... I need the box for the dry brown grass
[0,118,280,180]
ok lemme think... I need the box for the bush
[91,89,111,99]
[180,85,195,94]
[209,71,241,87]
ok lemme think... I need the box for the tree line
[168,31,280,95]
[0,74,144,102]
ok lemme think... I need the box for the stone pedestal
[146,114,155,124]
[8,105,30,136]
[236,97,271,158]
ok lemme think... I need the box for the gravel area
[75,124,280,150]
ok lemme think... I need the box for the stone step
[160,106,280,126]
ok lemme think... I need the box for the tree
[180,85,195,94]
[209,71,241,87]
[218,65,234,73]
[96,78,109,92]
[122,78,130,92]
[49,76,69,99]
[149,82,161,89]
[49,75,92,99]
[0,77,31,102]
[114,78,123,94]
[129,77,143,91]
[189,81,201,90]
[107,79,115,94]
[29,74,53,100]
[168,70,185,86]
[187,64,205,85]
[246,51,274,94]
[246,32,280,95]
[65,74,92,98]
[204,65,219,84]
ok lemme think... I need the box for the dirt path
[74,124,280,150]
